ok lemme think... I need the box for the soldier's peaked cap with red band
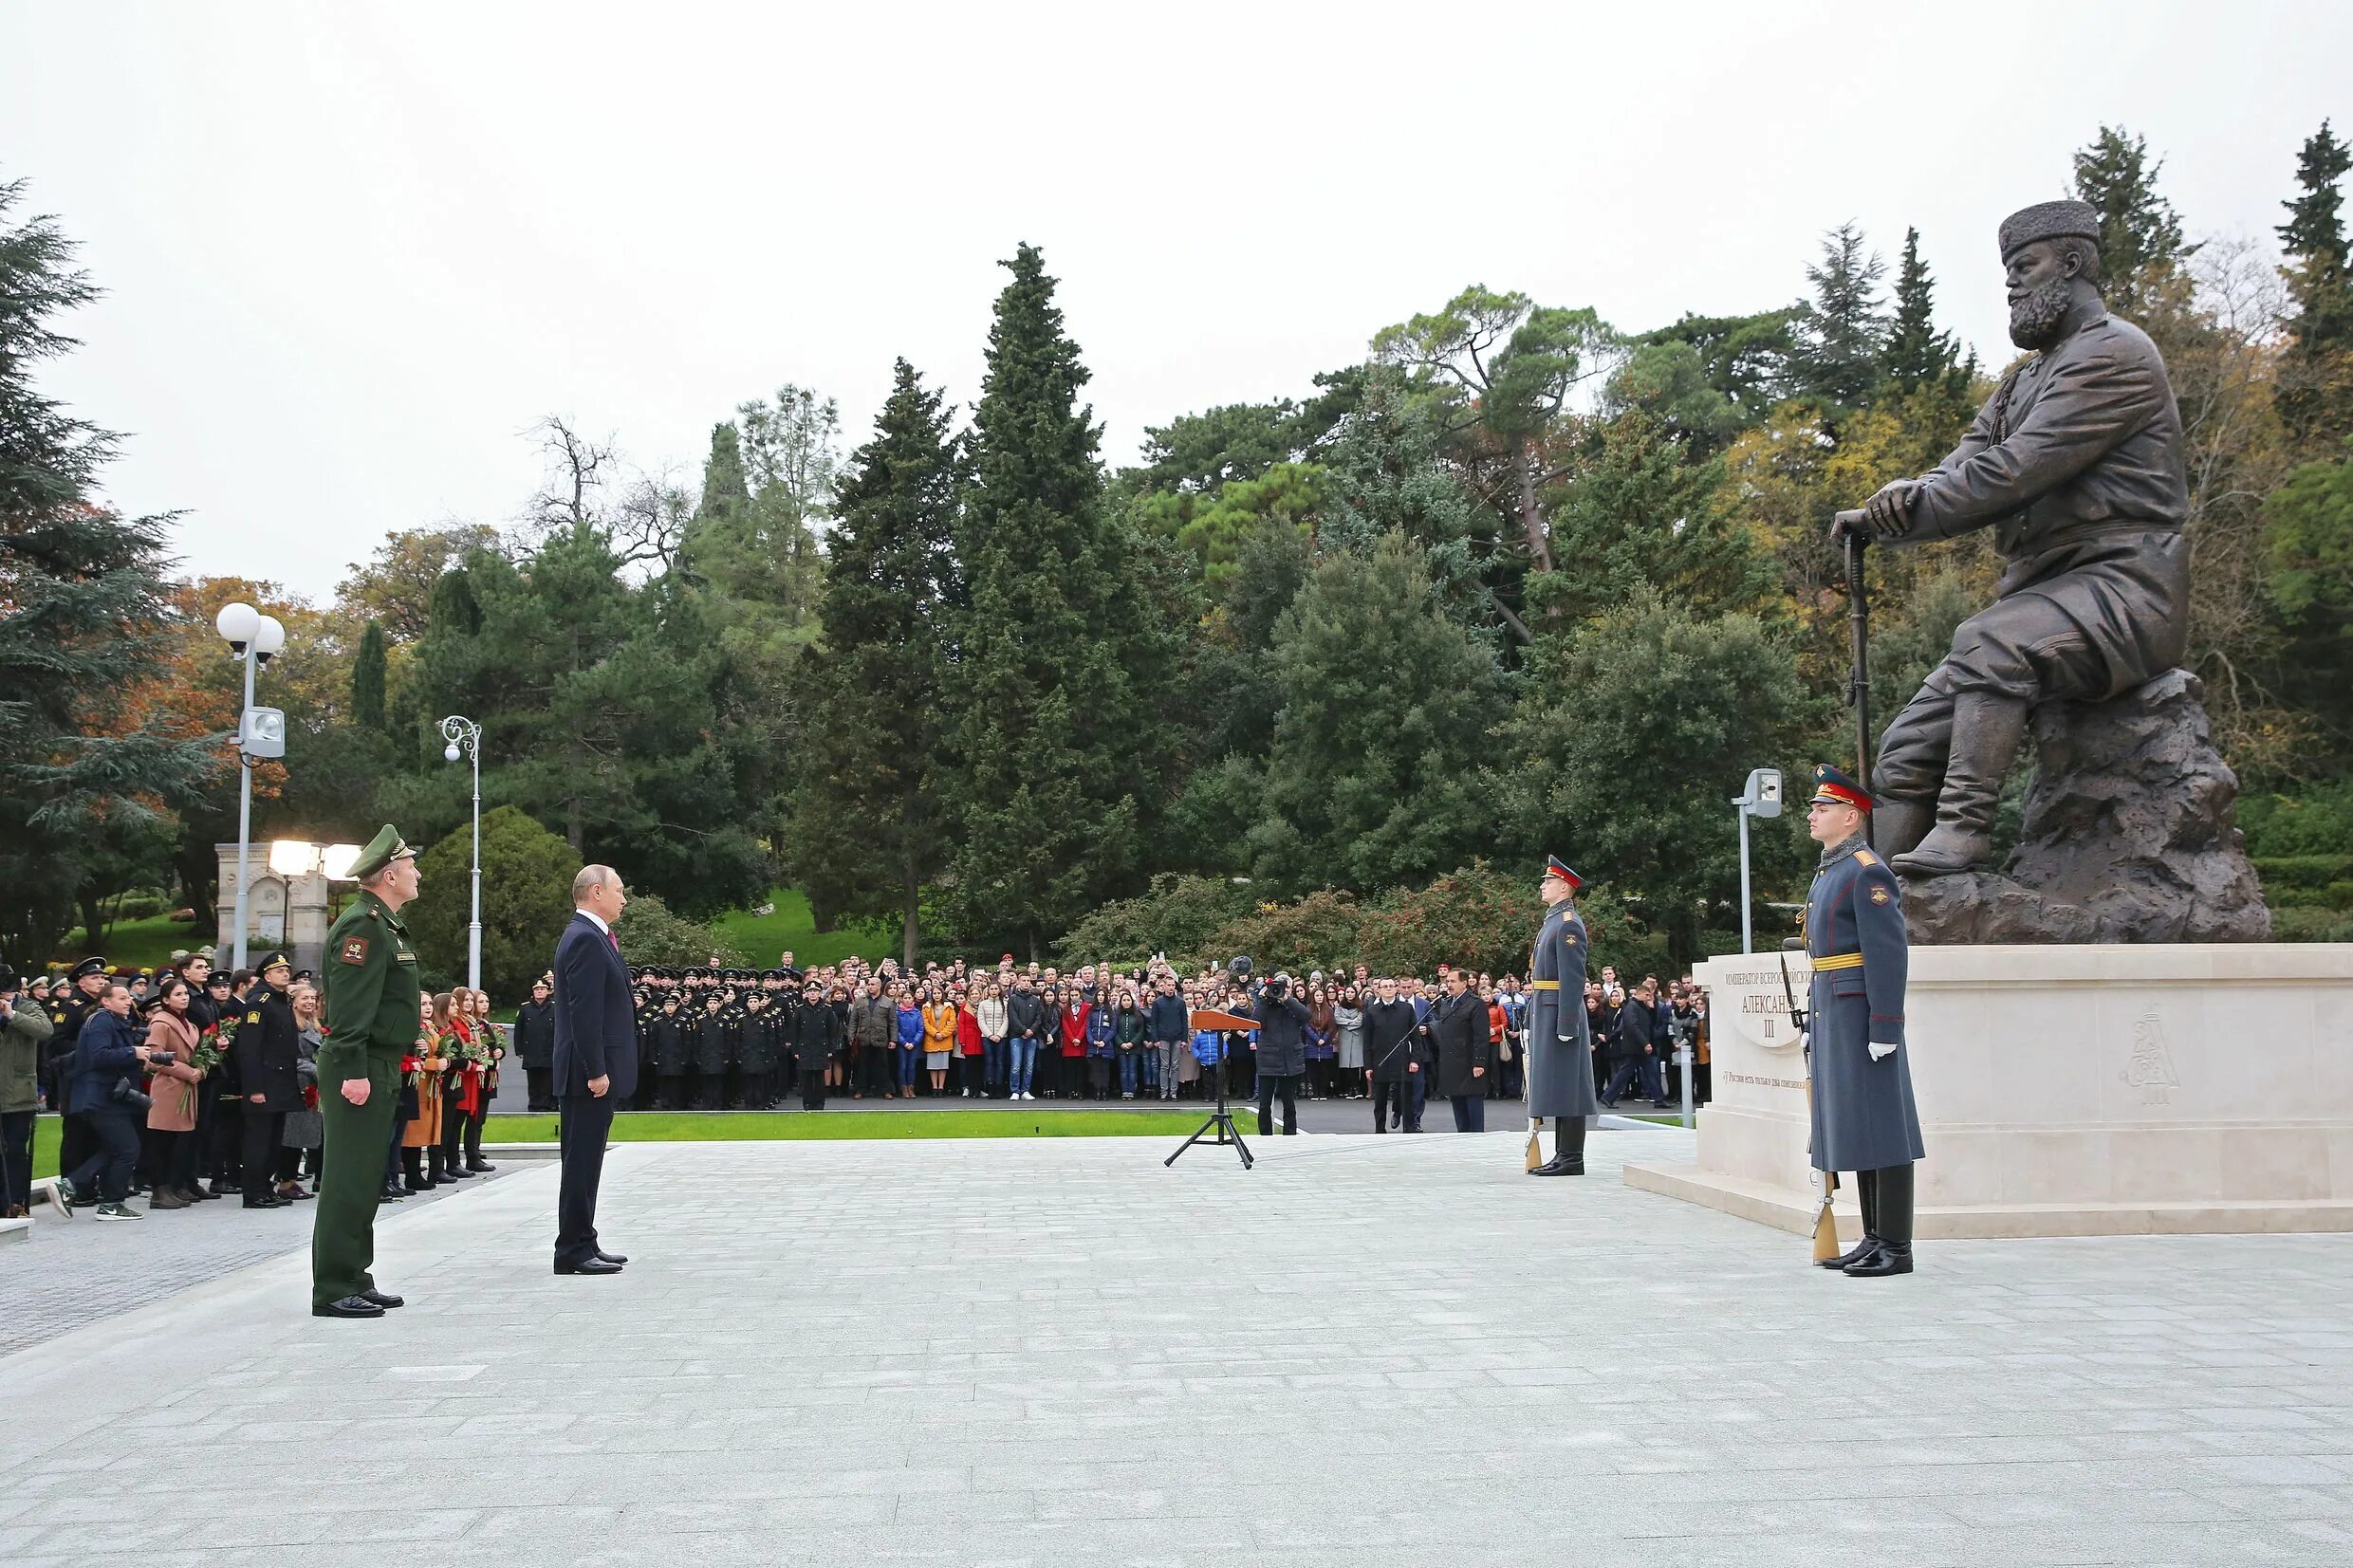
[1544,855,1584,890]
[1809,764,1874,812]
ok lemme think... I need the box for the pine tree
[2276,120,2353,451]
[942,243,1162,956]
[1881,228,1961,394]
[351,618,388,731]
[1791,222,1887,417]
[2071,125,2196,315]
[0,174,217,959]
[785,359,964,965]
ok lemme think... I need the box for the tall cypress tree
[943,244,1155,956]
[351,618,388,730]
[0,175,215,959]
[1881,228,1960,394]
[2070,125,2196,314]
[2276,120,2353,451]
[786,360,964,965]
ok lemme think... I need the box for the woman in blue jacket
[60,981,175,1218]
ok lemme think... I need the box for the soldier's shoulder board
[1854,849,1881,867]
[338,935,371,967]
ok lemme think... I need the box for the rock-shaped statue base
[1899,669,2270,945]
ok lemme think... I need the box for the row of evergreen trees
[7,120,2352,965]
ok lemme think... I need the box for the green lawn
[483,1109,1210,1141]
[57,913,204,971]
[711,887,888,968]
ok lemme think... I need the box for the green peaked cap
[349,824,416,881]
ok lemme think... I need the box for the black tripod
[1166,1053,1252,1170]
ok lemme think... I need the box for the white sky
[4,2,2346,602]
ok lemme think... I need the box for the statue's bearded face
[2006,239,2079,350]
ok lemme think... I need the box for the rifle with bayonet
[1781,949,1841,1263]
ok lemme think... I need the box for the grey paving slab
[2,1127,2351,1565]
[0,1159,526,1356]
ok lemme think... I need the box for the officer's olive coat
[1525,900,1599,1119]
[1806,834,1926,1172]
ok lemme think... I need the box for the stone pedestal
[1624,943,2353,1238]
[1904,670,2270,944]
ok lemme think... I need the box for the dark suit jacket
[1428,989,1492,1098]
[553,913,638,1100]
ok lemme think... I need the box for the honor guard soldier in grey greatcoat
[1526,855,1597,1176]
[1803,766,1925,1277]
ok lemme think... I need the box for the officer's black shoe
[359,1288,405,1309]
[1818,1236,1882,1269]
[595,1250,629,1264]
[242,1195,284,1209]
[1530,1155,1585,1176]
[441,1165,475,1181]
[313,1295,385,1319]
[555,1256,623,1276]
[380,1185,408,1202]
[466,1161,496,1173]
[1844,1243,1914,1278]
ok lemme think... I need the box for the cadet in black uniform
[233,953,306,1208]
[648,994,688,1109]
[692,989,732,1110]
[792,980,837,1110]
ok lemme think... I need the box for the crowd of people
[617,950,1712,1130]
[0,940,1714,1223]
[0,949,512,1222]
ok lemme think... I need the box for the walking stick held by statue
[1782,950,1840,1263]
[1838,524,1874,798]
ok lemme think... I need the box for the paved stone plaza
[3,1126,2350,1566]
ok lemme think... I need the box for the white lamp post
[441,715,483,991]
[215,603,287,970]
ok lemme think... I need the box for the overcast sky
[4,2,2346,602]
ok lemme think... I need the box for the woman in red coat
[954,989,983,1099]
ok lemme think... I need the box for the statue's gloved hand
[1868,1041,1897,1062]
[1862,478,1920,540]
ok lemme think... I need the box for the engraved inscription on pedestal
[2122,1011,2180,1107]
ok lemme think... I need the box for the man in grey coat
[1527,855,1597,1175]
[1803,766,1925,1278]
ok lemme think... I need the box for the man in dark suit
[552,865,637,1276]
[1429,967,1491,1132]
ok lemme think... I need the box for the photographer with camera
[57,980,179,1218]
[1239,965,1311,1137]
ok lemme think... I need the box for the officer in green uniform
[311,825,423,1319]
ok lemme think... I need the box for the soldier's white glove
[1868,1041,1897,1062]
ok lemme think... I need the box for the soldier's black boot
[1893,693,2028,876]
[1532,1116,1586,1175]
[1821,1167,1882,1268]
[1845,1164,1915,1277]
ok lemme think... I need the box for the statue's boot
[1891,692,2028,876]
[1869,798,1934,863]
